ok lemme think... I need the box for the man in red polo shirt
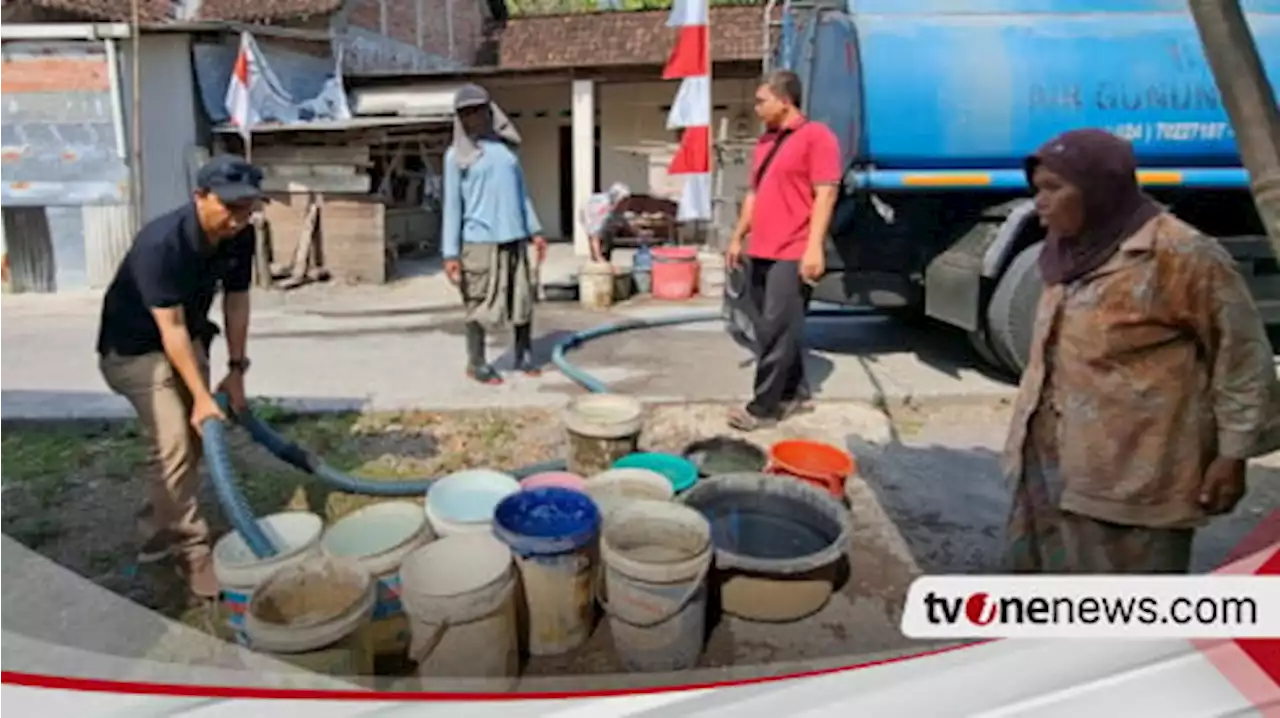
[725,70,841,431]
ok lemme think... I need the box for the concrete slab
[2,289,1018,420]
[1,535,360,690]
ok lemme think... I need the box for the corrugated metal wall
[1,39,130,292]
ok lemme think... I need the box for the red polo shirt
[747,116,842,261]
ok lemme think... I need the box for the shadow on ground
[846,433,1280,576]
[808,315,1012,386]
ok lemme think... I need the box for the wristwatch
[228,358,252,374]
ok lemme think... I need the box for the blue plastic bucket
[612,452,699,493]
[492,488,601,655]
[492,487,600,557]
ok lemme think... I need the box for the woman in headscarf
[1004,127,1275,574]
[580,181,631,263]
[442,84,547,384]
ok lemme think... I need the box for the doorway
[558,125,601,240]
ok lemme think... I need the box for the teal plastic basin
[612,452,699,493]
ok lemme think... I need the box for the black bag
[721,124,805,351]
[722,261,758,351]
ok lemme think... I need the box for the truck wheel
[967,326,1004,372]
[986,242,1045,376]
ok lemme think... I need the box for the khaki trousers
[99,345,211,561]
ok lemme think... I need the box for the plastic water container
[651,246,699,300]
[521,471,588,492]
[632,245,655,295]
[578,261,615,310]
[492,488,602,656]
[613,452,699,494]
[584,468,674,520]
[563,394,645,477]
[425,469,520,537]
[599,500,713,672]
[213,511,325,645]
[399,533,520,687]
[243,555,377,676]
[320,501,434,657]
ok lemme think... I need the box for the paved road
[1,290,1014,420]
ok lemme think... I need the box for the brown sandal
[727,406,778,432]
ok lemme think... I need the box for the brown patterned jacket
[1004,213,1277,528]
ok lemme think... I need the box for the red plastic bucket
[766,439,856,499]
[651,246,700,300]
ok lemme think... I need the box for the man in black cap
[97,154,264,600]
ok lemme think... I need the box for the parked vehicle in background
[754,0,1280,376]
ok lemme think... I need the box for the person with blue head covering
[441,83,547,384]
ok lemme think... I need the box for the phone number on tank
[1106,121,1234,144]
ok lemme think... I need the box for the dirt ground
[1,398,928,679]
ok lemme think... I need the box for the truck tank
[800,0,1280,171]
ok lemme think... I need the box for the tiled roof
[494,4,774,70]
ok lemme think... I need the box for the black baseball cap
[196,154,265,205]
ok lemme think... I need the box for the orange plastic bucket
[766,440,856,499]
[651,246,700,300]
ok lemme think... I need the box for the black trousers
[745,257,812,419]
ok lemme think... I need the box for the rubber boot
[513,323,540,376]
[465,321,502,385]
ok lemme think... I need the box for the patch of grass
[2,421,147,507]
[85,548,119,575]
[7,516,63,548]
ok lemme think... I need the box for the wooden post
[129,0,143,231]
[1187,0,1280,248]
[244,135,271,288]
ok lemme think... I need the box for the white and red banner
[222,32,352,141]
[664,0,712,222]
[224,31,262,142]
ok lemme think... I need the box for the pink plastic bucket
[651,246,700,301]
[520,472,587,492]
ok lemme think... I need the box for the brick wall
[345,0,487,64]
[0,56,110,94]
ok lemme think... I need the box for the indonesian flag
[225,32,260,141]
[664,0,712,221]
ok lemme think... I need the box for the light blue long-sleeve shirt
[440,140,542,259]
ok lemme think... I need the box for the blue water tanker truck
[765,0,1280,375]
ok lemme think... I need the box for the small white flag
[225,32,259,140]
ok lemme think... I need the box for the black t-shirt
[96,204,254,357]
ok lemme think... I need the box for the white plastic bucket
[243,555,377,677]
[579,261,615,310]
[320,500,434,657]
[213,511,325,645]
[563,394,645,477]
[698,249,726,298]
[584,468,675,520]
[424,469,519,537]
[399,533,519,686]
[599,500,713,672]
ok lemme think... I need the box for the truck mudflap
[924,217,1005,332]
